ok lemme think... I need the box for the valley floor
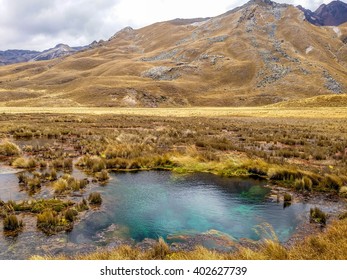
[0,106,346,118]
[0,106,346,259]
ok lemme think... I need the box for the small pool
[70,171,310,243]
[0,170,315,259]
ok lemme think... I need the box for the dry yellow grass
[31,218,347,260]
[0,106,346,118]
[270,94,347,108]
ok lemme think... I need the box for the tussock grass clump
[76,198,89,212]
[12,157,37,169]
[283,193,292,202]
[294,176,313,192]
[38,160,48,169]
[43,169,57,181]
[104,144,144,160]
[244,160,268,176]
[95,169,110,182]
[149,237,170,260]
[339,186,347,197]
[52,159,64,169]
[310,207,327,225]
[77,156,106,173]
[53,178,69,194]
[3,215,23,232]
[13,129,34,139]
[64,208,78,222]
[53,175,88,195]
[17,172,27,184]
[17,173,42,194]
[63,158,73,170]
[37,210,72,234]
[0,141,21,156]
[88,192,102,205]
[27,177,41,193]
[268,167,301,182]
[319,174,343,192]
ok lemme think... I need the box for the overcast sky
[0,0,336,51]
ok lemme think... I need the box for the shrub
[310,207,327,225]
[88,192,102,205]
[0,141,21,156]
[3,215,23,232]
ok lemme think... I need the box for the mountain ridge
[298,0,347,26]
[0,43,92,66]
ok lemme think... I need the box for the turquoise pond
[0,170,314,259]
[69,171,310,243]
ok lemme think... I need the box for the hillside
[269,93,347,107]
[0,0,347,107]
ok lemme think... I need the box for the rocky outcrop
[31,44,79,61]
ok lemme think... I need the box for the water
[0,170,314,259]
[69,172,310,244]
[0,166,27,201]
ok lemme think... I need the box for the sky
[0,0,336,51]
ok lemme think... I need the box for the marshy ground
[0,107,346,259]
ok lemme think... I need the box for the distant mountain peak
[299,0,347,26]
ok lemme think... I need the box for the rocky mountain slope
[0,0,346,107]
[0,44,86,66]
[299,0,347,26]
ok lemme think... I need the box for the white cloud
[0,0,339,51]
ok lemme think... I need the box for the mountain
[0,44,87,66]
[0,50,40,66]
[0,0,346,107]
[31,44,85,62]
[299,1,347,26]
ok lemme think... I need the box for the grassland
[0,106,347,118]
[0,106,346,259]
